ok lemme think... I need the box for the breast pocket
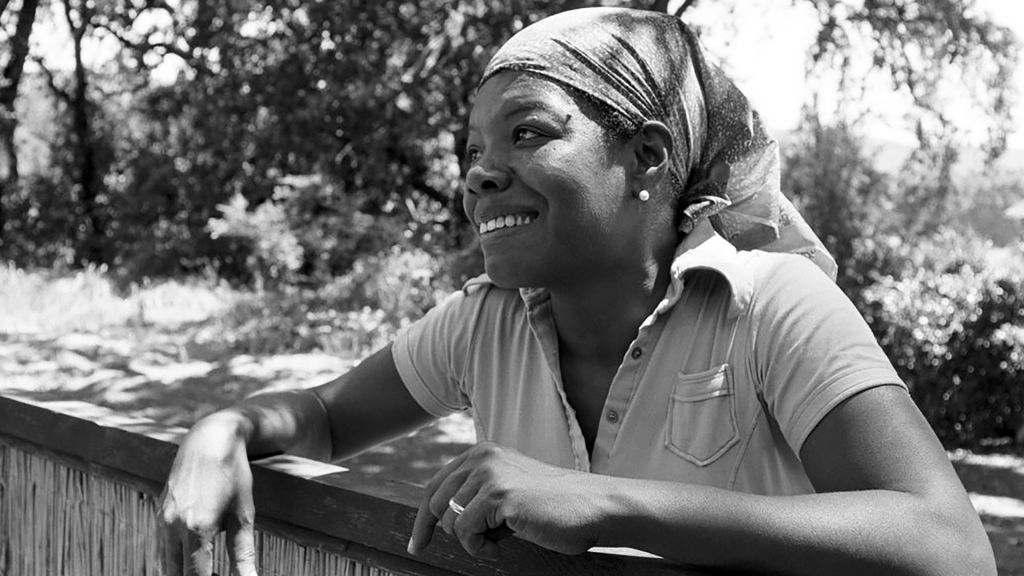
[665,364,739,466]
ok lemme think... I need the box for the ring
[448,498,465,516]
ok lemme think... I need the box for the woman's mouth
[478,213,536,235]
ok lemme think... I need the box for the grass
[1,265,1023,574]
[0,263,237,335]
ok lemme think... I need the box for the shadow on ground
[0,327,474,485]
[951,454,1024,575]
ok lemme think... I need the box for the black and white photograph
[1,1,1021,574]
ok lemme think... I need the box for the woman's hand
[408,442,613,560]
[160,413,258,576]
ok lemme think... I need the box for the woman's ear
[630,121,673,189]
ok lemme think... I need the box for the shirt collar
[665,219,752,318]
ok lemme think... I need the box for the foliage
[216,245,455,355]
[784,114,1024,448]
[781,111,893,295]
[0,172,79,269]
[803,0,1020,160]
[5,1,1018,281]
[958,169,1024,247]
[207,192,303,288]
[890,133,961,236]
[71,0,609,283]
[860,231,1024,447]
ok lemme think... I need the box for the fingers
[439,483,479,537]
[226,511,258,576]
[160,519,187,576]
[409,443,518,560]
[226,467,258,576]
[163,510,252,576]
[188,532,216,576]
[158,519,216,576]
[160,487,224,576]
[408,449,474,554]
[410,471,469,553]
[453,498,502,560]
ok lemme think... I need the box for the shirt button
[631,347,643,360]
[606,410,620,423]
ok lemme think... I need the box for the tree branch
[93,19,194,63]
[675,0,698,17]
[33,57,73,107]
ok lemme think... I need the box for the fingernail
[406,537,416,555]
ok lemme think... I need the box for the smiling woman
[160,7,996,576]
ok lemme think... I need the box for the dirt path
[2,325,1022,573]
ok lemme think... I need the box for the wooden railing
[0,394,730,575]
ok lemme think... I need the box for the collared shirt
[392,222,905,495]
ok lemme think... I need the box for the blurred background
[1,0,1023,569]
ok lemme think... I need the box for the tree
[32,0,114,264]
[0,0,40,245]
[1,0,1017,285]
[802,0,1018,161]
[781,105,893,295]
[83,0,615,280]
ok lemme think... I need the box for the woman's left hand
[407,442,611,560]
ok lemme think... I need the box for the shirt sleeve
[391,286,486,417]
[750,254,907,455]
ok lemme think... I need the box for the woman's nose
[466,159,511,195]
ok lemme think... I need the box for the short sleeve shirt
[392,223,906,496]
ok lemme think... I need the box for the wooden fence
[0,394,728,575]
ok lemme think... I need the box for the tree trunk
[62,0,104,263]
[0,0,41,248]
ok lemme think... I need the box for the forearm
[199,389,332,462]
[596,477,994,576]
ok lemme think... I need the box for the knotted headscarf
[479,7,837,279]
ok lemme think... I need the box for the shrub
[207,192,304,289]
[860,232,1024,447]
[217,245,455,356]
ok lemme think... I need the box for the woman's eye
[513,127,543,144]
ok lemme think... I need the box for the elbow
[918,502,996,576]
[953,535,997,576]
[958,528,997,576]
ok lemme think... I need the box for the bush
[860,232,1024,447]
[217,245,456,356]
[207,192,304,289]
[0,174,78,268]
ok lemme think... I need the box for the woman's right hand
[160,413,258,576]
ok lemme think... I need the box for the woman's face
[463,72,640,289]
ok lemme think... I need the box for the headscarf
[478,7,837,279]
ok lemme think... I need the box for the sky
[680,0,1024,150]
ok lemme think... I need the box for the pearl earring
[637,189,650,202]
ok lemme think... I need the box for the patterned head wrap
[479,7,837,278]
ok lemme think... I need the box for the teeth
[479,214,534,234]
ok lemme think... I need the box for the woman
[162,8,995,575]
